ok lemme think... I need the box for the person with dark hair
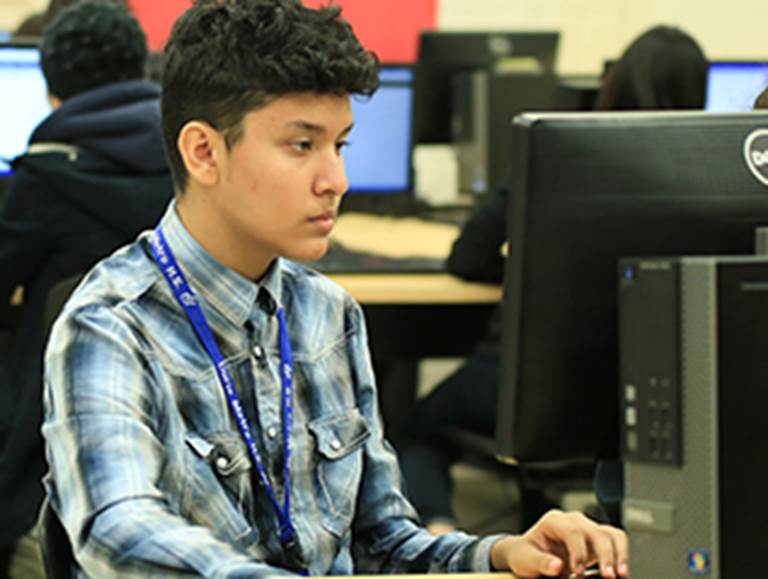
[754,85,768,110]
[595,25,708,111]
[0,1,173,577]
[394,23,710,543]
[41,1,628,577]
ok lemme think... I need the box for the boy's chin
[290,240,331,263]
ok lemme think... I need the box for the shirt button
[215,456,229,469]
[266,426,278,439]
[330,439,342,451]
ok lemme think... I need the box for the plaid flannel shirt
[42,203,502,578]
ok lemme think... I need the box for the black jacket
[445,184,507,353]
[0,79,173,544]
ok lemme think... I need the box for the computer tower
[451,70,556,194]
[619,256,768,578]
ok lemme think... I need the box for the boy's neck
[174,194,273,283]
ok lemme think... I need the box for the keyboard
[308,242,446,274]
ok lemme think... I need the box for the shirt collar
[158,201,283,327]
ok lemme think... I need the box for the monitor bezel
[496,109,768,465]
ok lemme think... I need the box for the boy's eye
[336,140,350,152]
[292,140,312,152]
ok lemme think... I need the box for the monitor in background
[705,61,768,112]
[413,31,559,144]
[344,65,414,197]
[496,111,768,465]
[0,43,50,177]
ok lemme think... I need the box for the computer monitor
[0,43,50,177]
[705,61,768,112]
[344,65,414,197]
[413,31,559,143]
[496,111,768,464]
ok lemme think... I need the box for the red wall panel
[303,0,437,62]
[127,0,192,52]
[128,0,436,61]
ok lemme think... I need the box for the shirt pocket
[308,408,370,538]
[182,430,256,546]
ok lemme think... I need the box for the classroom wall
[2,0,767,73]
[436,0,768,74]
[0,0,46,34]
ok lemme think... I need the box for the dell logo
[744,129,768,186]
[752,150,768,167]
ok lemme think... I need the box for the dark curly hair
[161,0,380,192]
[595,25,708,111]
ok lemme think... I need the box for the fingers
[586,523,629,577]
[491,535,564,578]
[587,524,617,577]
[528,510,629,577]
[538,511,590,575]
[604,525,629,577]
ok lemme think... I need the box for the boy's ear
[177,121,225,187]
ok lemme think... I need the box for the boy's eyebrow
[287,120,355,138]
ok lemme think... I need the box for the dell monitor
[0,43,50,178]
[413,31,559,144]
[496,111,768,464]
[705,61,768,112]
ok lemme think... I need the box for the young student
[42,1,629,577]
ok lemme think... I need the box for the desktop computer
[619,255,768,578]
[451,70,557,194]
[413,31,559,144]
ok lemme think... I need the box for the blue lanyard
[149,227,298,548]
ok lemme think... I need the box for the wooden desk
[329,575,516,579]
[327,211,501,307]
[328,273,502,305]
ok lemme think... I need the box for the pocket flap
[184,431,251,477]
[308,409,370,460]
[184,432,215,459]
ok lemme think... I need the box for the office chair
[38,272,84,579]
[440,426,598,532]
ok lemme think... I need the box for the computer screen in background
[344,65,414,196]
[705,61,768,112]
[413,31,559,144]
[496,111,768,465]
[0,44,50,177]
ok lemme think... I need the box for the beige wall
[438,0,768,74]
[2,1,767,74]
[0,0,45,34]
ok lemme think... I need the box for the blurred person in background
[0,2,173,576]
[595,25,708,110]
